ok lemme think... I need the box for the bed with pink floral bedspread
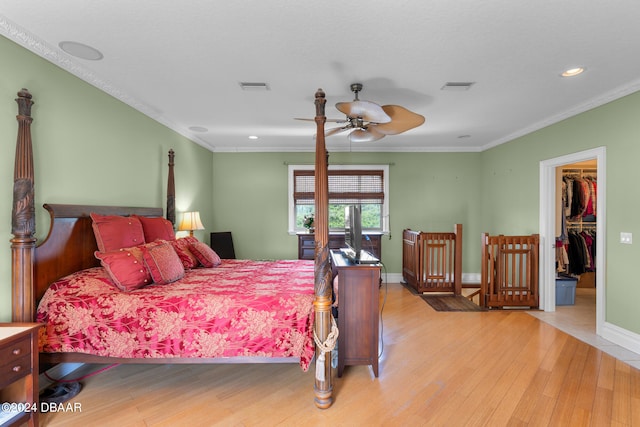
[36,259,316,371]
[11,88,335,407]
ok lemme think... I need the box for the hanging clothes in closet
[563,173,597,223]
[559,169,597,276]
[564,228,596,275]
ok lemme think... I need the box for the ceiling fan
[297,83,425,142]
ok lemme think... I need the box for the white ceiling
[2,1,640,153]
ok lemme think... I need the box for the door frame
[539,147,605,335]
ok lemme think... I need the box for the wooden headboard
[33,204,163,306]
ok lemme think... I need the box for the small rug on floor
[421,294,486,312]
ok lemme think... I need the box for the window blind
[293,169,384,205]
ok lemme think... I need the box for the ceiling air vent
[441,82,475,91]
[239,82,270,91]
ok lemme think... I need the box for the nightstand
[0,323,41,427]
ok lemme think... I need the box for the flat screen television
[344,205,362,256]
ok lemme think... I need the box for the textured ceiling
[2,0,640,152]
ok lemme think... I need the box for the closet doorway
[539,147,605,336]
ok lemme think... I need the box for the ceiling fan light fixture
[349,127,384,143]
[561,67,585,77]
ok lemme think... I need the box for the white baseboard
[462,273,481,284]
[601,321,640,355]
[384,272,404,283]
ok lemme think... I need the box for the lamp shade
[178,211,205,236]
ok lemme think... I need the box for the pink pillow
[90,213,145,252]
[189,241,222,268]
[95,246,152,291]
[141,240,185,284]
[170,237,200,269]
[133,215,176,242]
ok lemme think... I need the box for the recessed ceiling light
[189,126,208,133]
[248,135,259,140]
[58,41,103,60]
[561,67,585,77]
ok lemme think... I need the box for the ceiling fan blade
[335,100,391,123]
[349,127,386,143]
[326,126,352,137]
[373,105,425,135]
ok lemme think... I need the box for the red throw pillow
[90,213,145,252]
[133,215,176,242]
[170,237,200,269]
[95,246,152,291]
[189,241,222,268]
[141,240,185,284]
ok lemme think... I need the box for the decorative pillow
[170,237,200,269]
[95,246,152,291]
[141,240,185,284]
[90,213,145,252]
[133,215,176,242]
[189,240,222,268]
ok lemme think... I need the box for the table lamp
[178,211,205,237]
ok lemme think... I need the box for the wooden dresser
[297,232,382,261]
[0,323,41,427]
[330,250,381,378]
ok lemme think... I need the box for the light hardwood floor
[527,288,640,371]
[40,283,640,426]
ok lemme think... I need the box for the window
[288,164,389,233]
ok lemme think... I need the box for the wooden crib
[402,224,462,294]
[480,233,540,309]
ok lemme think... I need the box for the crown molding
[5,13,640,155]
[482,78,640,151]
[0,14,207,148]
[0,15,143,114]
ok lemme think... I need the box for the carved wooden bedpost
[313,88,333,408]
[11,89,36,322]
[167,149,176,226]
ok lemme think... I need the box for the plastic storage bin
[555,276,577,305]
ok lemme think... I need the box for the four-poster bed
[9,89,335,407]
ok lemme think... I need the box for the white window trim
[287,164,390,234]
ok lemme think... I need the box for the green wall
[3,31,640,338]
[211,93,640,336]
[0,36,213,321]
[211,151,482,273]
[480,91,640,334]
